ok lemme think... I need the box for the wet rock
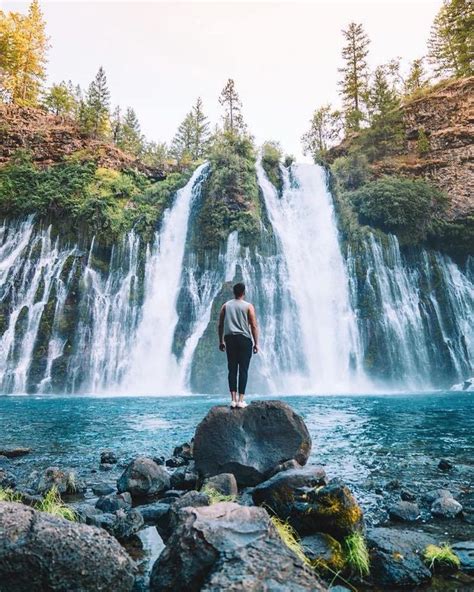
[389,501,420,522]
[92,483,115,497]
[96,491,132,513]
[74,503,103,524]
[149,502,327,592]
[451,541,474,573]
[29,467,85,495]
[170,463,199,491]
[367,527,433,588]
[173,441,193,462]
[153,456,165,466]
[166,456,186,468]
[138,502,170,527]
[385,479,401,491]
[117,457,170,500]
[438,458,454,471]
[193,400,311,487]
[163,490,210,540]
[400,489,417,502]
[100,450,118,464]
[202,473,238,497]
[162,489,185,499]
[0,468,16,488]
[431,496,462,518]
[423,488,453,504]
[270,458,302,476]
[88,512,117,532]
[0,447,31,458]
[100,463,115,472]
[0,501,135,591]
[302,532,345,573]
[113,508,144,540]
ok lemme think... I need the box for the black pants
[225,334,253,394]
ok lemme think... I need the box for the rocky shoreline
[1,400,473,591]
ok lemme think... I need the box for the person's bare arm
[248,304,259,353]
[218,305,226,351]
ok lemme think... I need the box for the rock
[29,467,85,495]
[389,501,421,522]
[100,463,115,472]
[149,502,327,592]
[100,450,118,464]
[451,541,474,573]
[302,532,345,573]
[385,479,401,491]
[0,447,31,458]
[113,508,144,540]
[253,472,362,540]
[202,473,238,497]
[88,512,118,533]
[400,489,417,502]
[193,400,311,487]
[117,456,170,500]
[162,489,185,499]
[92,483,115,496]
[164,490,210,540]
[170,463,199,491]
[438,459,453,471]
[96,491,132,512]
[74,503,103,524]
[271,458,302,476]
[173,442,193,462]
[0,468,16,488]
[431,496,462,518]
[165,456,186,468]
[367,527,433,588]
[153,456,165,466]
[0,501,135,591]
[423,488,453,504]
[138,502,171,527]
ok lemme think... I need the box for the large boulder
[193,401,312,487]
[117,456,170,500]
[149,502,327,592]
[202,473,238,497]
[28,466,86,495]
[0,501,135,591]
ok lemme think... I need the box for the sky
[3,0,442,160]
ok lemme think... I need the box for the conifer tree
[301,105,342,162]
[43,81,76,116]
[338,22,370,131]
[170,112,195,162]
[118,107,143,155]
[111,105,122,144]
[80,66,110,138]
[218,78,246,135]
[190,97,210,159]
[428,0,473,78]
[404,59,431,96]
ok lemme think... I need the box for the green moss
[261,141,283,194]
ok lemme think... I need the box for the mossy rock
[302,532,346,574]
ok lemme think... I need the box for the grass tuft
[0,487,22,502]
[270,516,311,566]
[36,486,77,521]
[423,544,460,570]
[202,486,236,504]
[66,471,77,493]
[344,532,370,577]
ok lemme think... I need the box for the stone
[438,458,453,471]
[92,483,115,497]
[451,541,474,573]
[0,468,16,489]
[0,447,31,458]
[88,512,118,533]
[29,467,85,495]
[138,502,171,527]
[388,501,421,522]
[271,458,302,476]
[100,463,114,472]
[149,502,327,592]
[165,456,186,468]
[423,488,453,504]
[113,508,144,540]
[367,527,433,588]
[96,491,132,513]
[117,456,170,500]
[153,456,165,466]
[302,532,345,573]
[100,450,118,464]
[173,441,193,461]
[400,489,417,502]
[163,490,211,541]
[0,501,135,591]
[193,401,311,487]
[202,473,238,497]
[170,463,199,491]
[74,503,103,524]
[431,496,462,518]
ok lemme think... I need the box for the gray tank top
[224,299,252,340]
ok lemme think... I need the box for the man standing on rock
[218,282,259,408]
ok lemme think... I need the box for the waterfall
[256,161,367,392]
[120,163,209,394]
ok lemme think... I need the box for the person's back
[223,298,252,340]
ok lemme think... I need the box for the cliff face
[0,104,161,178]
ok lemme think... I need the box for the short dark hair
[233,282,245,297]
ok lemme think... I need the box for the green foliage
[196,131,260,249]
[114,106,143,156]
[404,58,431,97]
[202,486,236,504]
[423,544,460,571]
[417,129,431,155]
[171,97,211,163]
[344,532,370,577]
[261,140,283,192]
[219,79,247,135]
[349,176,448,245]
[79,66,110,139]
[428,215,474,259]
[271,516,310,566]
[42,81,77,116]
[301,105,342,163]
[332,151,369,191]
[0,487,22,502]
[36,485,77,521]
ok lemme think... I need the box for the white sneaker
[230,401,237,408]
[237,401,248,408]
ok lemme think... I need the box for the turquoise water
[1,392,473,527]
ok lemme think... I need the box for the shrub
[332,151,369,191]
[349,176,448,245]
[417,129,430,155]
[36,486,77,521]
[423,544,460,571]
[261,140,283,192]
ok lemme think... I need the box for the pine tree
[218,78,246,135]
[301,105,342,162]
[338,22,370,131]
[404,59,431,96]
[80,66,110,138]
[428,0,473,78]
[141,141,168,169]
[111,105,122,144]
[190,97,210,159]
[366,65,400,123]
[117,107,143,155]
[43,81,76,116]
[170,112,195,162]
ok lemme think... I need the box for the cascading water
[256,161,367,392]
